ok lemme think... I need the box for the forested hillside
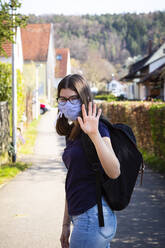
[28,12,165,86]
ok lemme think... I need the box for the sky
[19,0,165,16]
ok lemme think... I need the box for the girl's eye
[58,98,66,103]
[70,96,78,100]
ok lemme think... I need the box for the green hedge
[0,62,12,103]
[148,104,165,160]
[95,94,117,101]
[0,62,26,159]
[0,62,25,126]
[97,101,165,173]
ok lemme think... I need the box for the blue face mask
[58,99,82,121]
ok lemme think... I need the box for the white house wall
[145,42,165,66]
[128,83,134,99]
[67,51,71,75]
[139,84,146,100]
[54,78,62,88]
[46,24,55,104]
[108,80,126,97]
[16,27,23,72]
[134,82,139,99]
[149,56,165,73]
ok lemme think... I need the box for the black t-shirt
[62,121,110,216]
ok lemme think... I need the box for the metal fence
[0,101,10,156]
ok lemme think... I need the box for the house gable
[55,48,70,78]
[145,42,165,66]
[21,24,51,62]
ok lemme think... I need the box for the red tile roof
[21,24,51,61]
[1,41,12,57]
[55,48,70,78]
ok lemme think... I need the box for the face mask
[58,99,82,121]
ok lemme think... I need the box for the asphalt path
[0,109,66,248]
[0,108,165,248]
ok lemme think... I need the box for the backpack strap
[139,159,145,185]
[93,164,105,227]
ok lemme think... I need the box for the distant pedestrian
[55,74,120,248]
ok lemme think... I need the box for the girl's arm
[78,102,120,179]
[89,133,120,179]
[60,198,70,248]
[62,198,70,226]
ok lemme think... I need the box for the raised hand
[77,102,102,137]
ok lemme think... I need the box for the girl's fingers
[88,102,92,116]
[92,103,97,116]
[77,116,84,128]
[96,108,102,119]
[81,104,87,119]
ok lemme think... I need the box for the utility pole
[11,2,17,162]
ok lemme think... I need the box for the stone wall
[0,101,10,156]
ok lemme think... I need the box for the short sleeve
[98,121,110,138]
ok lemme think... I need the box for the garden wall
[0,101,10,158]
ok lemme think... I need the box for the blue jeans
[69,198,117,248]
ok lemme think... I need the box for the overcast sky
[19,0,165,15]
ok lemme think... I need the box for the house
[108,75,127,98]
[122,42,165,101]
[0,24,56,122]
[21,23,55,110]
[139,62,165,100]
[0,27,23,72]
[55,48,71,88]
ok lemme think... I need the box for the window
[111,83,116,89]
[56,54,62,60]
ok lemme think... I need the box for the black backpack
[81,115,144,227]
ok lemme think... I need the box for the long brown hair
[56,74,93,139]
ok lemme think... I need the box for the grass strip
[0,162,31,185]
[18,116,41,155]
[140,149,165,174]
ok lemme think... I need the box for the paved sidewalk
[0,108,66,248]
[112,169,165,248]
[0,108,165,248]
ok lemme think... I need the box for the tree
[0,0,27,56]
[81,49,116,90]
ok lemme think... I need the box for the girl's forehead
[60,88,77,97]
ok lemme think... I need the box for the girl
[56,74,120,248]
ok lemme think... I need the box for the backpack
[81,115,144,227]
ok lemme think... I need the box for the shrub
[0,62,25,125]
[94,94,117,101]
[97,101,165,172]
